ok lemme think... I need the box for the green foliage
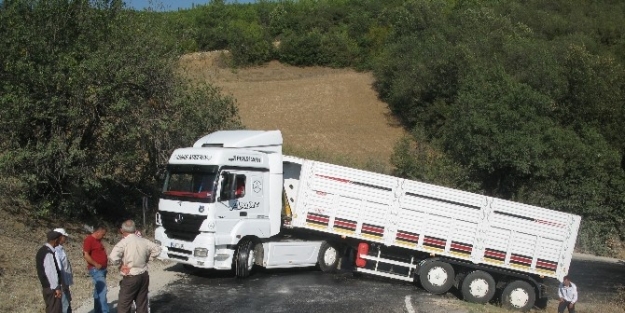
[277,27,358,67]
[391,133,477,192]
[194,0,232,51]
[0,0,240,219]
[227,19,274,66]
[376,0,625,255]
[278,29,326,66]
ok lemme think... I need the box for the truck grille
[160,211,205,241]
[168,254,189,261]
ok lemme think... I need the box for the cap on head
[47,230,62,241]
[53,228,69,237]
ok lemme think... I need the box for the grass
[178,51,407,167]
[283,144,393,175]
[0,208,125,313]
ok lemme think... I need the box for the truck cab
[154,130,326,274]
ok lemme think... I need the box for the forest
[1,0,624,255]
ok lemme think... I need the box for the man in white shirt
[558,275,578,313]
[54,228,74,313]
[36,230,63,313]
[109,220,160,313]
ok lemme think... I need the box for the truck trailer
[154,130,581,311]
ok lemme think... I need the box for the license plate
[169,242,185,249]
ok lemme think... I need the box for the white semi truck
[154,130,581,311]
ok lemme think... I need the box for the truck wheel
[419,260,455,295]
[501,280,536,312]
[235,239,256,278]
[461,270,496,304]
[318,242,339,273]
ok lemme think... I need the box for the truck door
[214,170,263,234]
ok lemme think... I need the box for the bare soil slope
[179,51,406,167]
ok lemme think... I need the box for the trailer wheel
[318,242,340,273]
[419,260,455,295]
[461,270,496,304]
[235,239,256,278]
[501,280,536,312]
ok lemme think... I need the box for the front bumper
[154,227,234,270]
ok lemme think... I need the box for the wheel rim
[509,287,529,308]
[247,249,255,271]
[323,246,337,266]
[427,266,448,286]
[469,278,490,298]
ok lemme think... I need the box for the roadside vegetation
[0,0,240,222]
[1,1,625,312]
[153,0,625,257]
[2,0,625,257]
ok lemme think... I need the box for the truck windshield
[162,165,219,203]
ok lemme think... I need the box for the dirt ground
[0,209,111,313]
[179,51,406,168]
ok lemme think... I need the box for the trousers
[117,271,150,313]
[89,268,109,313]
[42,288,62,313]
[558,301,576,313]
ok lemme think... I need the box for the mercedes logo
[174,213,184,224]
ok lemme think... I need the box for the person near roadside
[558,275,578,313]
[36,230,63,313]
[109,220,161,313]
[54,228,74,313]
[83,225,109,313]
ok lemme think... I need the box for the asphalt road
[150,266,466,313]
[149,256,625,313]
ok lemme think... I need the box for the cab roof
[193,130,282,153]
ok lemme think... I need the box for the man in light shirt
[558,275,578,313]
[109,220,161,313]
[36,230,63,313]
[54,228,74,313]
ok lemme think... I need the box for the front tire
[235,239,256,278]
[501,280,536,312]
[418,260,455,295]
[461,270,496,304]
[318,241,340,273]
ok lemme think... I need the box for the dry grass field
[179,51,406,171]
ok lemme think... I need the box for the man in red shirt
[83,225,109,313]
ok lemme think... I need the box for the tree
[0,0,240,218]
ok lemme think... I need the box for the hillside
[179,51,406,168]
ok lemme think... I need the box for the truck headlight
[155,212,162,226]
[194,248,209,258]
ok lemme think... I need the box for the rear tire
[501,280,536,312]
[419,260,455,295]
[235,239,256,278]
[318,242,340,273]
[461,270,496,304]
